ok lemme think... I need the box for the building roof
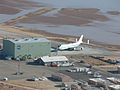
[41,56,68,63]
[109,85,120,89]
[89,78,106,82]
[5,37,50,44]
[107,77,120,83]
[85,87,101,90]
[52,73,70,78]
[89,78,113,86]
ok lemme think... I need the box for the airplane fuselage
[58,42,81,50]
[58,35,84,51]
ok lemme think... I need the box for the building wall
[15,43,28,59]
[3,40,15,57]
[52,73,72,82]
[15,42,51,59]
[0,39,3,49]
[3,39,51,59]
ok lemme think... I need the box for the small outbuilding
[109,85,120,90]
[52,73,72,82]
[38,56,69,66]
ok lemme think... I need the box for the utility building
[38,56,69,66]
[3,37,51,59]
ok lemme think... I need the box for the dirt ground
[68,55,110,66]
[0,79,60,90]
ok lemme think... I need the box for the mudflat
[0,5,20,14]
[16,8,109,26]
[0,0,44,14]
[107,11,120,15]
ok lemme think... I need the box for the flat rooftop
[107,77,120,83]
[109,85,120,89]
[4,37,50,43]
[41,56,69,62]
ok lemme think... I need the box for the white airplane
[58,35,88,50]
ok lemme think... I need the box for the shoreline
[0,7,119,53]
[4,7,120,45]
[0,24,120,54]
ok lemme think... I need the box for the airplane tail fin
[76,38,78,43]
[87,40,90,44]
[78,35,83,43]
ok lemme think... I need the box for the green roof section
[6,37,50,44]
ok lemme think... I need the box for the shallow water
[31,0,120,11]
[1,0,120,45]
[17,0,119,45]
[15,14,120,45]
[0,7,44,23]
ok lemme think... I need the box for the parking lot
[0,58,116,81]
[51,44,118,56]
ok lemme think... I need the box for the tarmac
[51,45,117,56]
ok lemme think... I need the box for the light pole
[16,58,23,75]
[18,59,20,74]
